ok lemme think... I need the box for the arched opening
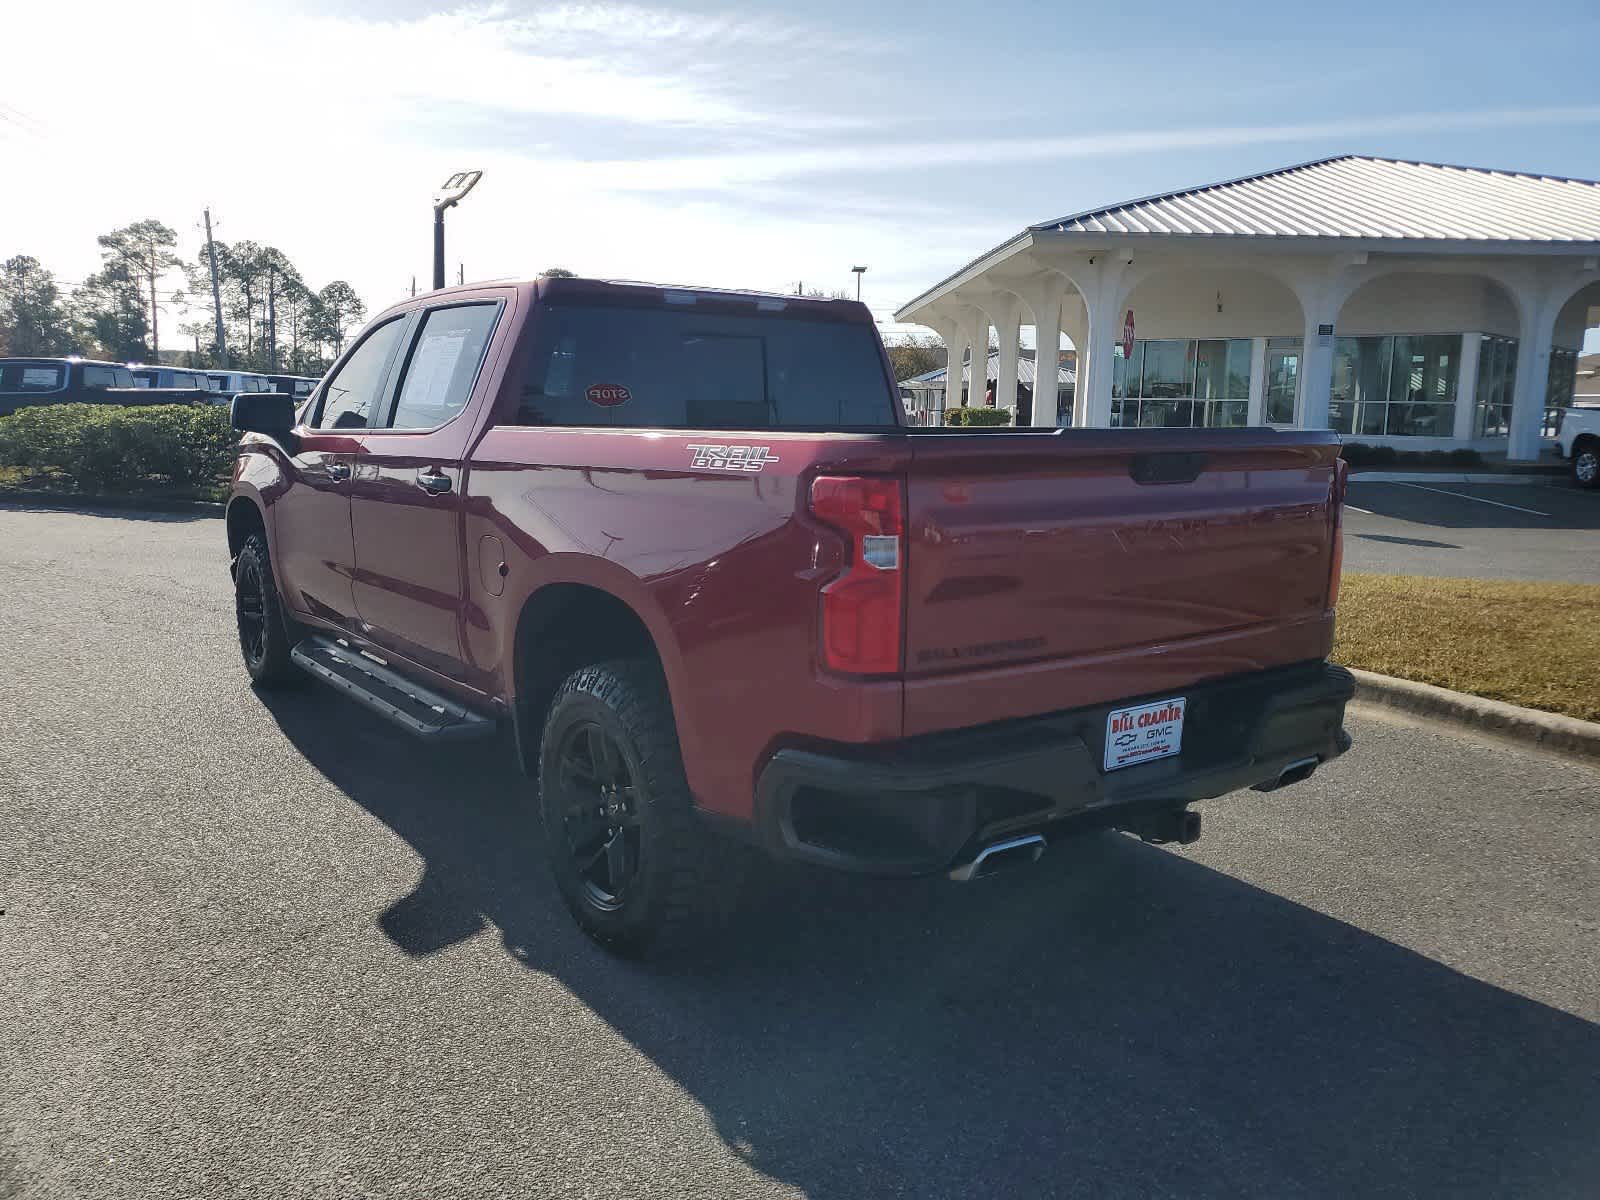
[1551,282,1600,424]
[1109,268,1305,429]
[1019,274,1087,427]
[1331,271,1523,445]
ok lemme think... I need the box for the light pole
[851,264,868,301]
[433,170,482,290]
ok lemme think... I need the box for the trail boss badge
[685,444,780,472]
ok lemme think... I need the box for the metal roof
[902,349,1076,390]
[1031,156,1600,242]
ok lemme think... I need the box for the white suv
[1556,407,1600,489]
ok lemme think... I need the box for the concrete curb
[1350,471,1565,485]
[0,491,224,516]
[1349,668,1600,764]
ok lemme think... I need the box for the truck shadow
[263,690,1600,1198]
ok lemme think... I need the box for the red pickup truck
[227,276,1354,954]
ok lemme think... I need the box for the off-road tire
[538,659,715,957]
[234,532,301,689]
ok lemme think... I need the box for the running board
[290,636,496,742]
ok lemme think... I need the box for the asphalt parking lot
[3,504,1599,1199]
[1344,477,1600,582]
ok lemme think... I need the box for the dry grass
[1334,573,1600,722]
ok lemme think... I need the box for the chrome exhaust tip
[949,834,1047,882]
[1253,756,1321,792]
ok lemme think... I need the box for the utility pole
[458,263,464,286]
[203,208,228,366]
[145,228,161,359]
[266,264,278,372]
[852,265,868,301]
[411,276,417,298]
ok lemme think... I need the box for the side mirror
[232,391,298,447]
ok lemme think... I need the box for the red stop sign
[586,383,632,407]
[1122,309,1135,358]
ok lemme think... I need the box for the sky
[4,0,1600,349]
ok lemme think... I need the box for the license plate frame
[1104,696,1187,772]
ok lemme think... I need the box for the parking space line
[1345,505,1375,515]
[1393,482,1551,518]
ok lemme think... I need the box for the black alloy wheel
[554,721,643,910]
[236,552,268,669]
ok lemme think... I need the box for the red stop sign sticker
[1122,309,1135,358]
[586,383,631,407]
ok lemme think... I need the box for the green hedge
[0,403,236,493]
[1340,442,1483,469]
[944,407,1014,427]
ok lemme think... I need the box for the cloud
[502,1,855,52]
[540,106,1600,191]
[0,1,848,139]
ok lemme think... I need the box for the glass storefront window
[1475,334,1517,438]
[1112,337,1252,428]
[1193,339,1251,402]
[1139,340,1192,399]
[1546,346,1578,438]
[1328,334,1461,436]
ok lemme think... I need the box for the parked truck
[1555,404,1600,488]
[0,356,209,415]
[226,276,1354,954]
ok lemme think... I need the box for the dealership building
[894,156,1600,458]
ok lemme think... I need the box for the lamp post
[851,264,868,301]
[433,170,482,290]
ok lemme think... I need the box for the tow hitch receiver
[1118,807,1202,846]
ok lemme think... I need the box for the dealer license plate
[1104,697,1187,772]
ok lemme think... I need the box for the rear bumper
[752,660,1354,875]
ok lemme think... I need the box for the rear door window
[0,363,66,391]
[83,365,119,388]
[385,303,500,429]
[506,303,895,429]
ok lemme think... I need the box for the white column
[1077,300,1119,427]
[1453,332,1482,443]
[994,299,1021,417]
[1298,313,1337,429]
[1061,312,1087,426]
[965,308,990,408]
[1025,284,1066,427]
[943,330,966,417]
[921,317,960,425]
[1060,258,1128,429]
[1508,301,1557,461]
[1247,337,1267,426]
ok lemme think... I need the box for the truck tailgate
[902,428,1342,736]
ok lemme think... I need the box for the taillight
[1327,457,1348,609]
[809,475,904,675]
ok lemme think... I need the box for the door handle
[326,461,351,481]
[416,468,453,495]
